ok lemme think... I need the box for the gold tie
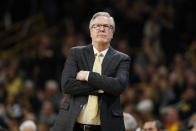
[85,52,102,120]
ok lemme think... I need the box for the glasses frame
[91,24,113,31]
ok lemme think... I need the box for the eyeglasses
[92,24,113,30]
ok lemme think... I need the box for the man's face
[90,16,114,45]
[143,122,158,131]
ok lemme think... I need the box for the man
[19,120,37,131]
[52,12,130,131]
[143,120,163,131]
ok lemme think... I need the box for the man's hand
[76,70,89,81]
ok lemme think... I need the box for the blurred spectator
[22,111,37,123]
[175,86,196,121]
[19,79,41,115]
[189,113,196,128]
[37,123,50,131]
[33,34,56,88]
[0,60,6,85]
[38,100,56,127]
[4,58,23,96]
[162,108,182,131]
[123,112,138,131]
[19,120,37,131]
[143,120,164,131]
[136,99,154,121]
[115,39,130,55]
[0,104,8,130]
[5,94,23,120]
[143,9,161,50]
[192,126,196,131]
[120,86,137,105]
[44,80,62,112]
[61,34,77,58]
[133,37,163,83]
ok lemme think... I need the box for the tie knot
[96,52,103,57]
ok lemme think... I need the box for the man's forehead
[93,16,111,24]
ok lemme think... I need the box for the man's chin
[96,39,107,44]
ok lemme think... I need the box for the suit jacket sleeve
[61,47,96,95]
[88,53,130,96]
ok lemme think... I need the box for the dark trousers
[73,122,101,131]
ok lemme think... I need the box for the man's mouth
[97,35,106,37]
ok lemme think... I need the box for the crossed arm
[61,48,130,96]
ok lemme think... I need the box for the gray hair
[19,120,37,131]
[123,112,138,131]
[89,12,115,32]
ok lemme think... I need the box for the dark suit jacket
[52,44,130,131]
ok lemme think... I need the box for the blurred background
[0,0,196,130]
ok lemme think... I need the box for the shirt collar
[93,47,109,57]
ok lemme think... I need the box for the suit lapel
[102,46,115,74]
[86,45,116,73]
[86,44,95,71]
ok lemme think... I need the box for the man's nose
[99,26,105,31]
